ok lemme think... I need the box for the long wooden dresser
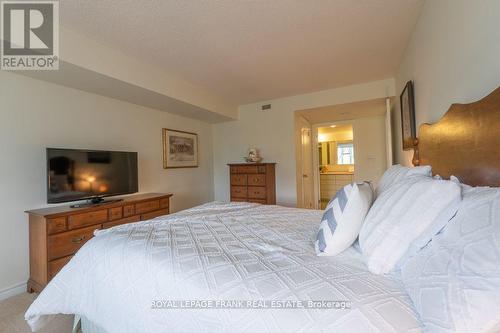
[25,193,173,293]
[228,163,276,204]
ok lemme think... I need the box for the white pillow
[315,182,373,256]
[359,175,461,274]
[376,164,432,197]
[450,174,477,194]
[401,187,500,333]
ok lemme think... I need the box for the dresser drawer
[231,198,247,202]
[68,209,108,230]
[230,165,259,174]
[48,225,99,260]
[249,199,267,204]
[47,217,67,234]
[135,200,160,214]
[248,186,267,199]
[108,207,123,221]
[247,174,266,186]
[160,197,170,209]
[231,186,247,198]
[103,215,140,229]
[230,174,247,185]
[257,166,267,173]
[141,208,169,220]
[123,204,135,217]
[48,255,72,279]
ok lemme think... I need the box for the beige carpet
[0,293,73,333]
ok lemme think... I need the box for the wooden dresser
[228,163,276,204]
[25,193,173,293]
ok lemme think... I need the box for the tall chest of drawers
[25,193,173,293]
[228,163,276,204]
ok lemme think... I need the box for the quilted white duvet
[26,202,422,333]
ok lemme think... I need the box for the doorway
[315,123,355,209]
[294,97,392,209]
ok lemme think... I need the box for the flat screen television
[47,148,138,204]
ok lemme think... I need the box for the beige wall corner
[212,79,395,207]
[394,0,500,166]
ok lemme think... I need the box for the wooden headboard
[413,87,500,187]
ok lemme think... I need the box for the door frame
[295,115,313,209]
[385,97,393,167]
[312,120,355,209]
[300,127,314,208]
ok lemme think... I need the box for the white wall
[212,79,395,206]
[0,71,214,297]
[352,115,387,185]
[393,0,500,165]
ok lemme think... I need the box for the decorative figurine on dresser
[228,149,276,204]
[244,148,262,163]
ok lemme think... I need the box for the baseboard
[0,282,27,301]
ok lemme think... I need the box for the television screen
[47,148,138,204]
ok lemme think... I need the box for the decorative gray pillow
[315,182,373,256]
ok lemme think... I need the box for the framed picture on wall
[400,80,416,150]
[162,128,198,168]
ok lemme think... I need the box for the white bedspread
[26,202,422,333]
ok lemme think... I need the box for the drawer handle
[71,236,86,244]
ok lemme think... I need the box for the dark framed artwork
[162,128,199,168]
[400,80,416,150]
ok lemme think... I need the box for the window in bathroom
[337,143,354,165]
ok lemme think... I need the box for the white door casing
[300,128,314,209]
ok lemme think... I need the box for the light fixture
[330,125,337,128]
[86,176,96,193]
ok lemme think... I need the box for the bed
[25,87,500,333]
[25,202,421,332]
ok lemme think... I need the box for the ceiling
[60,0,424,105]
[318,124,353,135]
